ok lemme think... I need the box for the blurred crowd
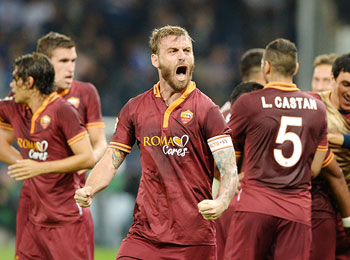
[0,0,296,245]
[0,0,296,115]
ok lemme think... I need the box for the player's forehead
[159,35,192,50]
[50,47,77,60]
[313,64,332,76]
[336,71,350,82]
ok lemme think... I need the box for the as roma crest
[180,109,193,125]
[40,115,51,129]
[67,97,80,109]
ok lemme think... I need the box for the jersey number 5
[273,116,302,167]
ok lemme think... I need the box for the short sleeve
[85,83,105,129]
[109,102,136,153]
[316,104,328,151]
[0,100,15,130]
[203,105,232,140]
[57,102,88,146]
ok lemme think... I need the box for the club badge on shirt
[181,109,193,125]
[40,115,51,129]
[67,97,80,109]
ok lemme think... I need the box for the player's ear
[293,62,299,76]
[263,60,271,75]
[25,76,34,89]
[151,53,159,69]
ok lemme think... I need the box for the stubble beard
[160,64,193,92]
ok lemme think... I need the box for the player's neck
[159,81,184,107]
[267,74,294,85]
[27,92,48,114]
[329,91,340,109]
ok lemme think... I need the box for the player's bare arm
[87,127,108,162]
[198,145,238,221]
[0,128,22,165]
[76,127,108,175]
[8,135,94,180]
[75,147,127,208]
[322,157,350,234]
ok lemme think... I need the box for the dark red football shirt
[109,81,231,245]
[228,82,328,225]
[0,93,88,226]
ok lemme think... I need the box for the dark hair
[13,52,55,95]
[37,31,75,58]
[239,48,264,81]
[263,38,297,77]
[230,81,264,105]
[332,53,350,80]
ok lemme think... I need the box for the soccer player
[36,31,107,257]
[224,38,328,260]
[311,53,338,92]
[0,53,95,259]
[220,48,266,121]
[310,53,350,259]
[215,81,263,260]
[9,32,107,259]
[75,25,239,260]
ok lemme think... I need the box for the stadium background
[0,0,349,257]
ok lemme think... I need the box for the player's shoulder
[72,80,97,93]
[192,88,219,108]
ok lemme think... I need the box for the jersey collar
[264,82,299,91]
[30,92,60,134]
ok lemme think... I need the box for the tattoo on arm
[112,149,126,169]
[213,147,238,207]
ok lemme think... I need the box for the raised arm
[74,147,127,208]
[198,135,239,221]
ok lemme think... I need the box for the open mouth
[176,66,187,81]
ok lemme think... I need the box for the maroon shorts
[310,218,336,260]
[224,211,311,260]
[117,234,216,260]
[18,218,92,260]
[336,212,350,259]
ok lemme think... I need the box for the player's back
[228,83,328,224]
[230,83,328,192]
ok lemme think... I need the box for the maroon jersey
[0,93,88,226]
[58,81,105,129]
[109,81,231,245]
[228,82,328,225]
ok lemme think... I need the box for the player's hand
[74,186,93,208]
[8,159,45,180]
[198,199,225,221]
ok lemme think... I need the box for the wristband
[342,216,350,228]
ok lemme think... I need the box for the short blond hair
[313,53,338,67]
[149,25,193,54]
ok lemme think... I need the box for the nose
[10,79,15,89]
[68,61,75,73]
[178,50,186,60]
